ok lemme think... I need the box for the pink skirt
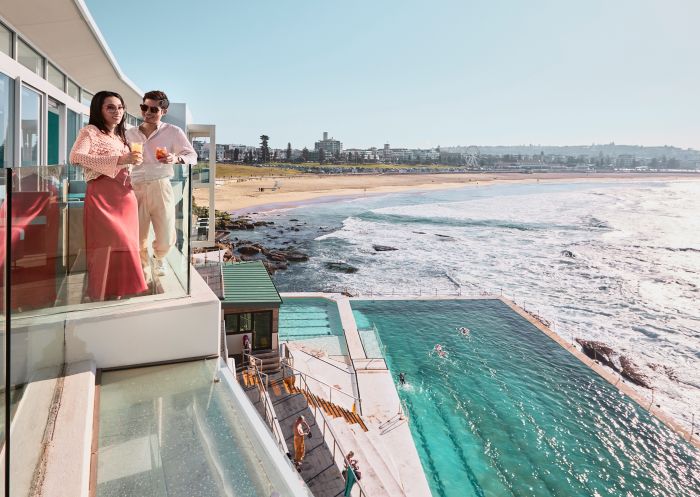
[84,171,147,300]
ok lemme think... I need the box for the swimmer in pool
[399,372,406,385]
[434,344,447,357]
[458,326,470,336]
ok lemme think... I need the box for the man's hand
[159,153,177,164]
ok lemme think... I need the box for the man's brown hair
[143,90,169,109]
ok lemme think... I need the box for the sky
[85,0,700,150]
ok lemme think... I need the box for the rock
[561,250,576,258]
[324,262,358,273]
[289,218,299,221]
[575,339,616,369]
[620,356,652,389]
[373,245,398,252]
[266,251,288,262]
[237,245,261,255]
[286,251,309,262]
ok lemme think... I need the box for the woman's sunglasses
[139,104,161,113]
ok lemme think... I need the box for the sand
[194,171,699,213]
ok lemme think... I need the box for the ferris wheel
[464,146,480,169]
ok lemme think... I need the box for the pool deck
[280,292,699,496]
[282,292,431,497]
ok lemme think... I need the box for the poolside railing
[243,353,288,455]
[283,362,362,415]
[283,362,370,497]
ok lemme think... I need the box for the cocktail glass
[156,146,168,161]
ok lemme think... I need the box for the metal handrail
[285,363,369,497]
[243,353,287,453]
[284,363,362,414]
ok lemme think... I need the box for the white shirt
[126,122,198,184]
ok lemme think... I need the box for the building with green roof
[220,261,283,358]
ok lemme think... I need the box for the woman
[70,91,147,300]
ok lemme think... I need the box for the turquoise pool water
[279,297,348,356]
[351,299,700,497]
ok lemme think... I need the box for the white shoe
[153,256,167,277]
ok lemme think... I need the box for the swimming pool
[350,299,700,497]
[279,297,348,356]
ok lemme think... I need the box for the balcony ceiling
[2,0,143,110]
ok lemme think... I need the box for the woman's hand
[118,151,143,166]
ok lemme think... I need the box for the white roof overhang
[1,0,143,110]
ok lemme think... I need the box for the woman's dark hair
[89,91,127,144]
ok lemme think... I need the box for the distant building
[616,154,635,168]
[315,131,342,156]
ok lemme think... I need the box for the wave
[357,211,578,232]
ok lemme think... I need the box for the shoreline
[195,171,700,214]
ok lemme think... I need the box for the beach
[196,172,699,213]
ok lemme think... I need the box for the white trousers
[133,177,176,267]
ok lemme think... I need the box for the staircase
[251,349,281,373]
[285,382,368,432]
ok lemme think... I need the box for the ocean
[240,179,700,430]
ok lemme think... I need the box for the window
[67,109,84,179]
[224,311,271,334]
[224,313,239,333]
[47,99,60,165]
[81,90,93,106]
[47,63,65,91]
[0,22,11,57]
[66,79,79,101]
[20,85,41,166]
[17,38,43,76]
[0,72,13,167]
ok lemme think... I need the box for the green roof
[221,261,282,305]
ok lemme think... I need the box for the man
[292,415,311,469]
[126,90,197,278]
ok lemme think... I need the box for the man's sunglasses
[139,104,161,113]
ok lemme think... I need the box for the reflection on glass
[67,110,84,180]
[47,99,60,165]
[0,73,12,168]
[20,85,40,166]
[17,38,43,76]
[66,79,80,101]
[0,22,11,57]
[47,63,65,91]
[80,90,93,107]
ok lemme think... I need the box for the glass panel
[66,110,84,180]
[97,360,308,497]
[253,311,272,350]
[239,313,252,332]
[0,73,13,168]
[20,85,41,166]
[17,39,43,77]
[47,63,64,91]
[0,168,6,497]
[224,313,239,333]
[66,79,79,101]
[4,165,66,497]
[0,22,11,57]
[80,90,93,107]
[47,99,60,165]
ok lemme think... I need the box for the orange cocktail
[156,146,168,160]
